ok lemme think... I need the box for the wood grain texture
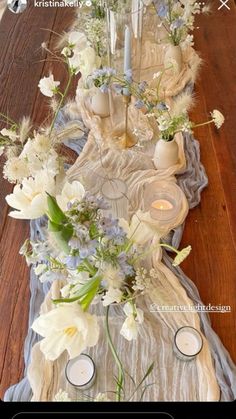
[0,2,235,400]
[0,4,75,399]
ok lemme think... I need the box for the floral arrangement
[19,182,191,400]
[91,67,225,141]
[74,0,108,60]
[0,30,192,401]
[0,1,225,402]
[153,0,211,47]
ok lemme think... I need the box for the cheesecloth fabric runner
[4,109,236,402]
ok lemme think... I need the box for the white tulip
[6,171,55,219]
[38,74,60,98]
[31,302,99,361]
[56,180,85,211]
[119,210,158,245]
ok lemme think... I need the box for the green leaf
[50,224,73,254]
[52,295,81,304]
[138,362,155,387]
[48,220,63,232]
[52,276,101,307]
[47,193,67,225]
[89,223,99,239]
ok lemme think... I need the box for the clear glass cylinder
[105,0,143,82]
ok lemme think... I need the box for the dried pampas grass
[171,91,195,117]
[19,117,32,144]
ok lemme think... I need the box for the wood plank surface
[0,3,76,399]
[0,1,235,400]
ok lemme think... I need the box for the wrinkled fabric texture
[4,109,236,401]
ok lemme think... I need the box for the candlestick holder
[109,95,137,149]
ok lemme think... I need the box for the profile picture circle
[7,0,27,14]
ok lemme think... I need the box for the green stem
[131,241,179,264]
[80,259,97,276]
[192,119,214,129]
[158,242,179,255]
[49,71,73,135]
[0,112,18,127]
[105,306,124,402]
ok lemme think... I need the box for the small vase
[153,138,179,169]
[163,44,183,75]
[91,88,110,118]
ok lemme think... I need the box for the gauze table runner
[3,17,236,401]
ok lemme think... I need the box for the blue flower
[157,4,168,18]
[137,81,148,93]
[96,196,110,210]
[135,99,145,109]
[79,240,98,259]
[69,236,81,250]
[65,255,81,269]
[117,252,134,276]
[156,102,169,111]
[100,84,109,94]
[113,83,123,95]
[124,69,132,83]
[170,18,184,30]
[99,215,118,231]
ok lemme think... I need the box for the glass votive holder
[173,326,203,362]
[143,180,183,223]
[101,178,128,220]
[65,353,96,391]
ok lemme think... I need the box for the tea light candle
[174,326,203,361]
[65,354,96,390]
[143,180,183,223]
[151,199,174,211]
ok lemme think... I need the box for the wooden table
[0,1,236,399]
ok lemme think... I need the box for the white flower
[119,211,156,245]
[0,146,4,156]
[5,171,55,219]
[38,74,60,98]
[102,287,123,307]
[60,272,90,298]
[211,110,225,129]
[34,263,48,276]
[61,46,72,57]
[54,389,71,402]
[94,392,111,401]
[3,157,30,183]
[100,263,124,289]
[133,267,150,292]
[33,134,51,153]
[120,302,144,341]
[172,245,192,266]
[69,47,101,78]
[181,34,194,48]
[0,128,19,142]
[153,71,161,79]
[56,180,85,211]
[31,302,99,361]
